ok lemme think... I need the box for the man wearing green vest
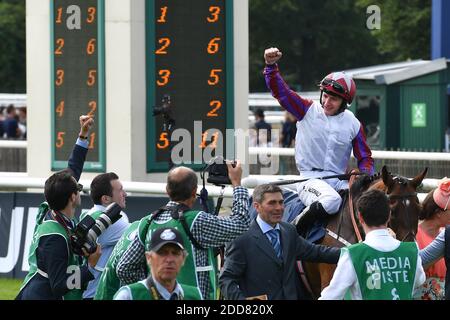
[320,189,426,300]
[16,115,102,300]
[94,219,140,300]
[117,161,250,300]
[114,227,201,300]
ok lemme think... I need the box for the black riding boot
[294,201,329,238]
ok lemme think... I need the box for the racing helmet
[319,72,356,105]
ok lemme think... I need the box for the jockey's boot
[294,201,329,238]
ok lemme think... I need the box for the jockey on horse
[264,47,374,237]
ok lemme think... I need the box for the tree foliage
[249,0,431,92]
[0,1,432,94]
[0,0,25,93]
[355,0,431,61]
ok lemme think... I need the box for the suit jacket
[219,220,340,300]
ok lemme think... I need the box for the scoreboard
[146,0,234,172]
[51,0,105,171]
[49,0,235,173]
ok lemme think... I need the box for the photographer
[80,172,130,299]
[116,161,250,300]
[16,115,101,300]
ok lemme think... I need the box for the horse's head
[377,166,428,242]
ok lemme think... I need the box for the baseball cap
[147,228,185,252]
[433,177,450,211]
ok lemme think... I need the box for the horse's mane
[349,171,383,195]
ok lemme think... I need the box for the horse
[298,165,428,299]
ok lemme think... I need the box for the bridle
[387,176,419,242]
[326,174,417,246]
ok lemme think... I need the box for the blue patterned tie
[267,229,282,259]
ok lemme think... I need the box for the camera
[204,156,236,186]
[152,94,172,118]
[71,202,122,256]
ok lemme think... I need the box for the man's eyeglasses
[76,183,83,192]
[321,78,347,94]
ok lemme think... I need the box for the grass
[0,278,22,300]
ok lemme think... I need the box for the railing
[0,175,239,198]
[0,140,27,149]
[0,143,444,202]
[249,147,450,180]
[0,173,437,203]
[249,147,450,161]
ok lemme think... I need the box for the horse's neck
[326,192,365,246]
[368,179,387,192]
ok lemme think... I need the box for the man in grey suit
[219,184,340,300]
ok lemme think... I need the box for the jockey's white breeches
[296,170,349,215]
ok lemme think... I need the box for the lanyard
[146,277,180,300]
[50,210,73,236]
[146,277,162,300]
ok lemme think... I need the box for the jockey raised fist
[264,47,282,65]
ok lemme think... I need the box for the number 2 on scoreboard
[207,100,222,117]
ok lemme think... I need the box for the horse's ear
[381,165,394,189]
[411,167,428,189]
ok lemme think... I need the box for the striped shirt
[264,64,374,175]
[116,186,250,299]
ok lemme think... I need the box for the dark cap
[147,227,185,252]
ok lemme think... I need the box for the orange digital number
[157,70,171,86]
[87,70,97,86]
[56,101,65,117]
[89,133,96,149]
[56,131,65,148]
[157,6,168,23]
[56,7,63,24]
[208,69,222,86]
[155,38,171,55]
[207,100,222,117]
[210,132,219,149]
[207,37,221,54]
[199,132,208,149]
[86,38,96,55]
[87,7,96,23]
[157,132,169,149]
[207,6,221,22]
[88,101,97,117]
[56,69,64,86]
[55,38,64,55]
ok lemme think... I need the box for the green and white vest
[115,280,201,300]
[138,210,218,300]
[347,242,418,300]
[20,203,82,300]
[79,208,104,222]
[94,220,140,300]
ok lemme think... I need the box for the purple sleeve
[264,64,313,121]
[352,124,375,175]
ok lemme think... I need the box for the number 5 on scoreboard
[56,131,65,148]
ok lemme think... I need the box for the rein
[348,174,363,243]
